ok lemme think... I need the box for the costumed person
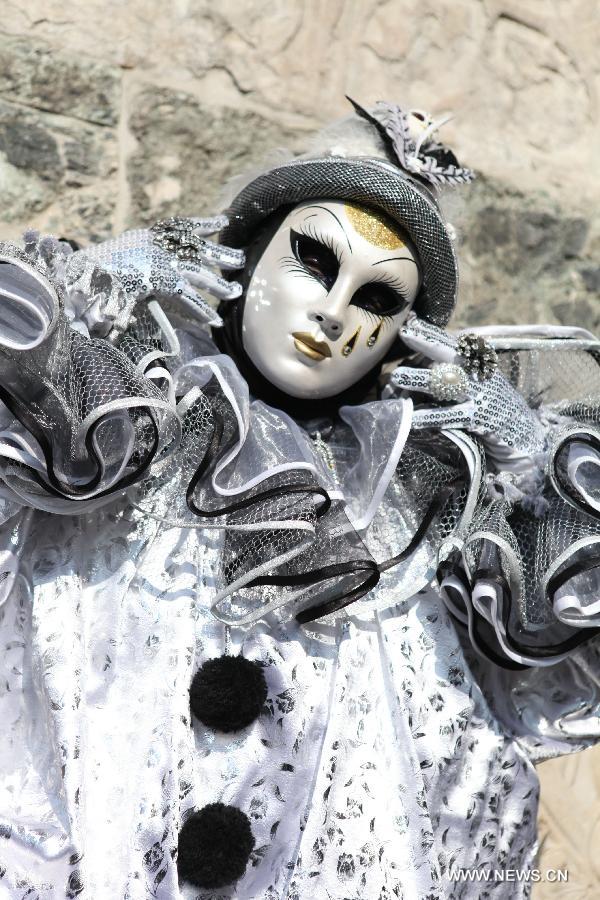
[0,99,599,900]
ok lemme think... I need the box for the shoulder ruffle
[437,330,600,669]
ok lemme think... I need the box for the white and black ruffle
[438,334,600,668]
[1,245,600,671]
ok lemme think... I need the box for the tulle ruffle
[437,335,600,668]
[1,245,600,667]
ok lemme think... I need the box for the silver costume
[0,101,599,900]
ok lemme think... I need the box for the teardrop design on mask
[0,256,59,351]
[366,321,382,349]
[342,326,361,357]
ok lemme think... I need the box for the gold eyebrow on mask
[344,202,406,251]
[301,205,353,252]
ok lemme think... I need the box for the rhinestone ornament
[151,217,209,263]
[456,333,498,381]
[428,363,469,401]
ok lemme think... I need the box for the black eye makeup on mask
[289,227,340,290]
[288,227,410,318]
[349,277,409,319]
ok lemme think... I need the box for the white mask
[241,200,421,399]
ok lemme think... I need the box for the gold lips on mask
[292,332,332,361]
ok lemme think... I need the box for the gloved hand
[64,215,245,332]
[389,316,546,468]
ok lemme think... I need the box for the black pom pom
[178,802,255,889]
[190,654,268,732]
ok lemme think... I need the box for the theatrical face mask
[241,200,421,399]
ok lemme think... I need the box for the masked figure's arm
[0,219,245,513]
[385,315,600,673]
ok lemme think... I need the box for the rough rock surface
[0,1,598,331]
[0,3,598,898]
[128,87,303,224]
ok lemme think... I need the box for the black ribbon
[440,551,600,669]
[185,408,331,520]
[296,480,461,624]
[552,430,600,521]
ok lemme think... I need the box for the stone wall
[1,0,599,329]
[1,2,599,896]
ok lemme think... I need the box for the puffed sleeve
[434,326,600,700]
[0,239,178,516]
[433,326,600,756]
